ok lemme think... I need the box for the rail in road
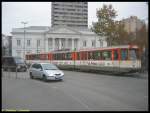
[2,68,148,80]
[2,69,29,80]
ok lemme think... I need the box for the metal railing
[2,66,29,79]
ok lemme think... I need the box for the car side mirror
[40,68,43,71]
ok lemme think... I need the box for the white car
[29,63,64,81]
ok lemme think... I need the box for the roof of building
[11,25,97,36]
[47,25,96,35]
[11,26,50,34]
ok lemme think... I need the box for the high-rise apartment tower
[51,2,88,28]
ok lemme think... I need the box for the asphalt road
[2,70,148,111]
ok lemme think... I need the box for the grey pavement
[2,70,148,111]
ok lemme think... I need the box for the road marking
[57,88,91,110]
[51,85,91,110]
[52,86,58,89]
[66,92,91,110]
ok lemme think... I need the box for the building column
[59,38,61,50]
[75,38,78,50]
[45,38,49,52]
[65,38,68,49]
[54,38,57,50]
[63,38,65,49]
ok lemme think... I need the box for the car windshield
[15,58,25,64]
[42,64,59,70]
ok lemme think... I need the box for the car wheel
[30,72,34,79]
[43,75,47,82]
[5,68,8,71]
[3,68,7,71]
[59,79,63,81]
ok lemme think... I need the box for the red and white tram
[26,45,141,74]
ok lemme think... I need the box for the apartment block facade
[121,16,145,33]
[51,2,88,28]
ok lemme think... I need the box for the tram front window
[129,49,137,60]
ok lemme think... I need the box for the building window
[17,40,21,46]
[27,40,30,46]
[61,39,65,49]
[99,40,103,47]
[83,40,86,47]
[55,39,59,50]
[92,40,95,47]
[48,38,52,49]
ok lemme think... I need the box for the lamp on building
[21,21,28,59]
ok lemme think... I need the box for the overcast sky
[2,2,148,35]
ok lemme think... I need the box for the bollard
[8,67,10,78]
[16,67,18,79]
[2,67,4,78]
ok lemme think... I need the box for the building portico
[11,26,107,59]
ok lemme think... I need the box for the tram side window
[64,53,66,60]
[62,53,65,60]
[92,51,96,60]
[129,49,137,60]
[57,54,60,60]
[53,54,55,60]
[82,52,87,60]
[56,54,58,60]
[92,51,100,60]
[45,54,48,60]
[56,54,59,60]
[77,52,80,60]
[26,55,28,60]
[102,51,111,60]
[32,55,35,60]
[84,52,88,60]
[35,54,40,60]
[59,53,63,60]
[96,51,101,60]
[80,52,84,60]
[54,54,58,60]
[121,49,128,60]
[114,50,118,60]
[66,53,71,60]
[88,52,93,60]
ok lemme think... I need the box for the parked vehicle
[29,63,64,81]
[2,56,27,72]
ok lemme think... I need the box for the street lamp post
[21,21,28,60]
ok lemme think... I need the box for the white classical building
[11,26,107,59]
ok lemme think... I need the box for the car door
[31,64,38,78]
[38,64,43,79]
[35,64,42,79]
